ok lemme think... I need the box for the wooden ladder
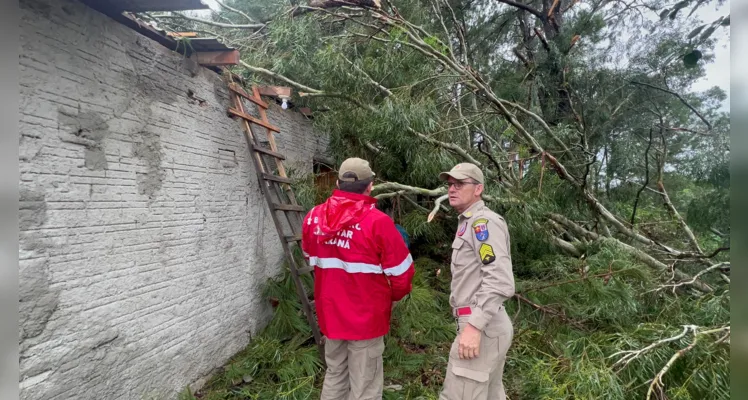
[225,77,324,359]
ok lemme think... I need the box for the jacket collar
[331,189,377,205]
[459,200,484,219]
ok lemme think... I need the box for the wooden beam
[167,32,198,37]
[253,146,286,160]
[227,108,280,133]
[191,50,240,66]
[228,83,269,109]
[258,86,292,98]
[113,0,209,12]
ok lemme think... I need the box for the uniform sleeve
[375,217,415,301]
[468,215,515,331]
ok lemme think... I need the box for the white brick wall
[18,0,328,398]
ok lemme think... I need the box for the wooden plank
[258,85,292,98]
[254,146,286,160]
[227,108,280,133]
[273,204,305,212]
[113,0,209,12]
[262,173,292,184]
[228,83,269,109]
[192,50,240,66]
[167,32,198,37]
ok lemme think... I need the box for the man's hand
[458,323,481,359]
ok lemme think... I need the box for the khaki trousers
[321,336,385,400]
[439,308,513,400]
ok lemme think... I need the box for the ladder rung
[254,146,286,160]
[285,234,302,242]
[228,107,280,133]
[263,173,292,184]
[273,203,305,212]
[228,82,269,109]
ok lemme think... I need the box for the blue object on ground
[395,224,410,248]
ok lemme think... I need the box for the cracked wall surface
[19,0,329,398]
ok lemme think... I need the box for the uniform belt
[453,306,472,317]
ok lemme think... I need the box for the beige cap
[338,157,376,182]
[439,163,484,184]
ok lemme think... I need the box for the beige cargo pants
[321,336,385,400]
[439,308,513,400]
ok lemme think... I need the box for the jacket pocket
[451,237,468,268]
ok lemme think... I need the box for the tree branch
[654,123,704,254]
[654,262,729,292]
[646,325,730,400]
[291,0,382,17]
[214,0,258,23]
[340,54,393,97]
[630,80,712,131]
[496,0,546,20]
[631,128,653,225]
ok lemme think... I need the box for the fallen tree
[152,0,730,398]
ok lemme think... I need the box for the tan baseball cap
[338,157,376,182]
[439,163,484,184]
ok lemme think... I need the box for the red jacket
[302,190,415,340]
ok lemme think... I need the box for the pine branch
[631,128,654,225]
[427,194,450,222]
[291,0,382,17]
[514,293,587,330]
[630,80,712,131]
[240,61,323,94]
[495,0,546,21]
[214,0,258,23]
[441,0,468,63]
[340,54,393,97]
[645,325,730,399]
[653,262,729,292]
[653,123,704,254]
[408,127,484,166]
[522,262,627,293]
[548,216,713,293]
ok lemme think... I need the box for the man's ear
[475,184,484,197]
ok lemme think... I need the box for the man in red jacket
[302,157,415,400]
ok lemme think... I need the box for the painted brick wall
[18,0,328,398]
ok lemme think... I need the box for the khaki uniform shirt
[450,200,515,331]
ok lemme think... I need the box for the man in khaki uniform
[438,163,515,400]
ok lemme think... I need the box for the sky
[689,1,731,110]
[198,0,730,110]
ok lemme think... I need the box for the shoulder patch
[479,243,495,264]
[457,222,467,237]
[472,218,489,241]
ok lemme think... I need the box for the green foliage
[194,251,728,399]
